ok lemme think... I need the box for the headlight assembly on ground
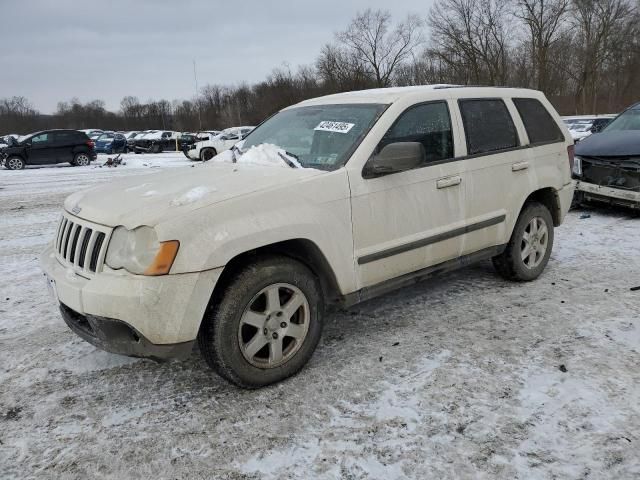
[105,226,179,275]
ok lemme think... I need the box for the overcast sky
[0,0,432,113]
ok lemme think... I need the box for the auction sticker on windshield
[314,121,355,134]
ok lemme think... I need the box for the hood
[64,162,324,229]
[575,130,640,157]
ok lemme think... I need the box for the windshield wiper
[278,151,299,168]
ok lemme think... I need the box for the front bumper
[41,244,222,358]
[575,180,640,209]
[59,302,194,360]
[186,148,199,160]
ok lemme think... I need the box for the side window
[379,102,454,163]
[459,99,518,155]
[513,98,563,144]
[31,133,50,144]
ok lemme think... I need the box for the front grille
[54,213,111,275]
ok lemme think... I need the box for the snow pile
[212,143,302,168]
[170,186,214,206]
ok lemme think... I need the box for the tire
[198,256,324,388]
[72,152,91,167]
[200,148,216,161]
[492,202,554,281]
[4,156,25,170]
[151,143,162,154]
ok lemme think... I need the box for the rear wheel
[198,256,323,388]
[72,152,90,166]
[493,202,554,281]
[5,156,25,170]
[200,148,216,161]
[151,143,162,154]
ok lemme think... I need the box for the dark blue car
[94,132,127,154]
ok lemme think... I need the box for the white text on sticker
[314,121,355,134]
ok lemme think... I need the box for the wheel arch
[206,238,342,310]
[521,187,562,227]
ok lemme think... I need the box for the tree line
[2,0,639,134]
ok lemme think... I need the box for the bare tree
[336,9,423,87]
[428,0,512,85]
[570,0,635,112]
[515,0,570,92]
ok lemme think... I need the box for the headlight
[573,155,582,176]
[105,226,179,275]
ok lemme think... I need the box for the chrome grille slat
[54,213,112,275]
[55,218,66,252]
[63,222,76,261]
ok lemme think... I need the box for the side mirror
[364,142,425,178]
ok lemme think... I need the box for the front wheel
[198,256,324,388]
[200,148,216,161]
[493,202,554,281]
[5,156,25,170]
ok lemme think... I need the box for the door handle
[436,175,462,189]
[512,161,529,172]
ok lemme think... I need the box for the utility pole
[193,59,203,131]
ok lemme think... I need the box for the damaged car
[573,103,640,209]
[41,86,574,388]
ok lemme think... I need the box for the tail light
[87,140,95,149]
[567,144,575,171]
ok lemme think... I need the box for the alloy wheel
[75,154,90,166]
[7,157,23,170]
[238,283,310,368]
[521,216,549,269]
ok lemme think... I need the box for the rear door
[349,100,468,288]
[52,131,76,163]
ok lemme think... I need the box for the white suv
[42,86,574,388]
[186,126,254,161]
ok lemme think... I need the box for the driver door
[348,100,468,288]
[28,132,55,165]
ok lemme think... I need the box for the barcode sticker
[314,121,355,134]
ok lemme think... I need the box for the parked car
[134,130,186,153]
[562,115,615,142]
[3,129,96,170]
[94,132,128,154]
[196,131,221,141]
[186,126,254,161]
[41,86,573,387]
[79,129,104,139]
[573,104,640,209]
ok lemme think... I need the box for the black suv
[1,129,97,170]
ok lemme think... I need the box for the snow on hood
[212,143,302,168]
[575,130,640,157]
[64,160,324,229]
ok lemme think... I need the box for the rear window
[459,99,518,155]
[513,98,563,144]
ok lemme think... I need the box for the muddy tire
[492,202,554,281]
[200,148,216,162]
[4,156,25,170]
[198,256,323,388]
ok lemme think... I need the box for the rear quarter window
[513,98,563,144]
[459,99,518,155]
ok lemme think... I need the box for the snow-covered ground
[1,152,639,479]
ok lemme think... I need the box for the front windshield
[604,109,640,132]
[241,103,387,170]
[97,134,114,141]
